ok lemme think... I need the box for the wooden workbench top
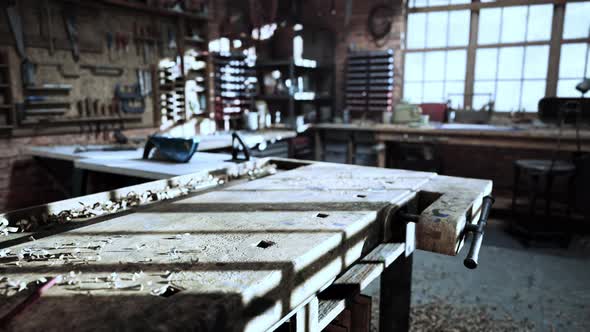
[313,122,590,140]
[0,161,491,331]
[313,123,590,152]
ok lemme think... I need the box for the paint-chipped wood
[0,160,491,331]
[360,242,404,268]
[417,175,493,256]
[318,298,346,331]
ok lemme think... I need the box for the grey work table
[75,152,240,180]
[27,130,296,196]
[27,130,297,163]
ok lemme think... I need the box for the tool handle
[464,195,494,269]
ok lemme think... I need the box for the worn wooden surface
[0,161,491,331]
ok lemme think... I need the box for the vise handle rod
[463,195,495,269]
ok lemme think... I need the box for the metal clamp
[463,195,495,269]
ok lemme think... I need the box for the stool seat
[515,159,576,174]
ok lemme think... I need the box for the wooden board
[0,160,491,331]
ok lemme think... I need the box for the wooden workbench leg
[377,141,386,168]
[314,131,323,161]
[379,253,413,332]
[291,296,319,332]
[347,135,355,164]
[71,169,88,197]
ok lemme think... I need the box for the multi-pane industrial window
[404,10,470,107]
[403,1,590,112]
[558,1,590,97]
[474,4,552,112]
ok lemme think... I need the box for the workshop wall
[0,0,223,212]
[302,0,405,114]
[0,0,173,130]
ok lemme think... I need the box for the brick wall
[0,128,155,212]
[301,0,405,113]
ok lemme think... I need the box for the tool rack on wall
[345,49,394,120]
[212,52,256,129]
[0,0,209,136]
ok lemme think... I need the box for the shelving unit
[157,64,187,125]
[255,58,333,128]
[0,50,14,136]
[153,9,209,129]
[345,49,395,119]
[212,52,256,127]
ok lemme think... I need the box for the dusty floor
[364,218,590,331]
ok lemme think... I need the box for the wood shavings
[247,164,277,181]
[167,248,180,260]
[174,233,191,239]
[131,271,144,281]
[5,279,28,292]
[0,216,19,236]
[0,248,11,257]
[150,284,170,296]
[0,175,221,234]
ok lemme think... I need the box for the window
[404,9,470,107]
[474,45,550,112]
[474,4,552,112]
[409,0,470,8]
[562,1,590,40]
[558,43,590,97]
[403,1,590,113]
[557,2,590,97]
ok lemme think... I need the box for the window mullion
[546,3,565,96]
[464,8,479,109]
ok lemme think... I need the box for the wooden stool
[512,159,576,218]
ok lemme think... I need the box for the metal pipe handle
[464,195,495,269]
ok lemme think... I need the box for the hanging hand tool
[106,32,113,61]
[143,29,150,64]
[80,64,124,77]
[4,1,36,86]
[42,0,54,55]
[4,1,26,59]
[115,84,145,113]
[62,8,80,62]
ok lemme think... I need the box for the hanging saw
[62,6,80,62]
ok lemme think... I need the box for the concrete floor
[364,218,590,331]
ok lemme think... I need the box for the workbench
[313,123,590,194]
[313,123,590,167]
[0,158,492,331]
[27,130,296,196]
